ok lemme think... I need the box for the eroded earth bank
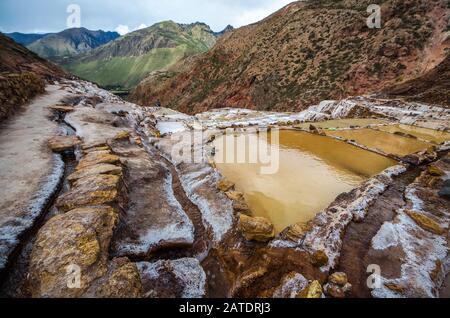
[0,80,449,298]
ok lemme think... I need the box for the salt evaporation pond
[326,128,433,157]
[377,124,450,144]
[214,130,398,233]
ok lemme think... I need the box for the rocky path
[0,85,68,275]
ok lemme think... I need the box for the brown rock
[403,154,421,166]
[82,142,108,151]
[311,250,329,268]
[48,136,81,152]
[56,174,120,212]
[405,210,445,235]
[424,176,440,188]
[77,152,120,170]
[324,282,352,298]
[28,206,118,298]
[82,145,110,155]
[309,124,319,133]
[430,260,442,283]
[428,165,445,177]
[226,191,245,201]
[285,222,312,242]
[297,281,323,298]
[393,131,417,139]
[324,272,352,298]
[232,267,268,295]
[95,258,143,298]
[133,137,143,146]
[217,179,235,192]
[239,214,275,242]
[328,272,348,287]
[48,105,75,113]
[113,131,131,141]
[148,128,161,138]
[233,201,252,215]
[384,283,406,294]
[67,164,122,184]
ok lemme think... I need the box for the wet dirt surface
[336,168,422,298]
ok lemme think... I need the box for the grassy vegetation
[64,45,192,89]
[62,21,216,90]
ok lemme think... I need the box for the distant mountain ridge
[25,28,119,59]
[5,32,50,46]
[214,25,234,37]
[61,21,222,90]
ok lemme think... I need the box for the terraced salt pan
[196,108,305,129]
[295,118,390,130]
[297,97,450,131]
[326,128,433,157]
[214,130,397,233]
[377,124,450,144]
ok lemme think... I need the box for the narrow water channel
[214,130,397,233]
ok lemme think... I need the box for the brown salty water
[214,130,397,233]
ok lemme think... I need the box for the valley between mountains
[0,0,449,299]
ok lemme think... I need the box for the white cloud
[136,23,147,30]
[115,23,148,35]
[232,0,294,27]
[115,24,130,35]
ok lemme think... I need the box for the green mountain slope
[61,21,219,90]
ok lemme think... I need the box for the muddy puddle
[326,128,433,157]
[213,130,397,233]
[377,124,450,144]
[295,118,390,130]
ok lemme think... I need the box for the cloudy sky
[0,0,295,34]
